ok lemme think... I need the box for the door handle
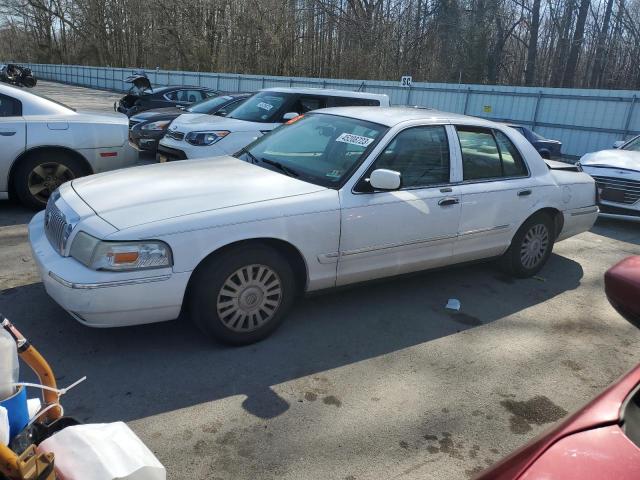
[0,131,16,136]
[517,189,532,197]
[438,197,459,207]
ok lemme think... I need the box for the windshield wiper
[238,147,260,165]
[260,158,299,178]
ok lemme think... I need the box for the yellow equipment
[1,318,63,480]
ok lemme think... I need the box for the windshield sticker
[336,133,375,147]
[257,102,274,111]
[326,169,343,178]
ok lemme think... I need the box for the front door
[0,93,26,193]
[337,124,461,286]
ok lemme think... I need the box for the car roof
[261,87,388,100]
[312,106,503,128]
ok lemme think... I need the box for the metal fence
[16,62,640,158]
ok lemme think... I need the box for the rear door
[452,125,537,262]
[0,93,26,193]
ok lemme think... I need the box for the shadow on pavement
[0,201,35,228]
[591,217,640,246]
[0,252,583,423]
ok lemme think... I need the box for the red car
[476,256,640,479]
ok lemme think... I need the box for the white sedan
[0,83,136,208]
[580,135,640,220]
[29,107,598,345]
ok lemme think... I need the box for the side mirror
[613,140,625,149]
[369,169,401,191]
[282,112,299,121]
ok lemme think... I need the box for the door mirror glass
[613,140,625,149]
[282,112,299,121]
[369,169,401,190]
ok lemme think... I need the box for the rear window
[326,97,380,107]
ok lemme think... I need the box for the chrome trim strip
[459,224,510,237]
[340,233,457,257]
[570,207,599,216]
[48,271,171,290]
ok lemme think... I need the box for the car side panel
[0,116,26,193]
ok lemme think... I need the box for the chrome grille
[592,176,640,205]
[128,119,141,129]
[44,197,69,254]
[165,129,185,141]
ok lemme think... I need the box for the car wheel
[501,213,555,278]
[189,245,297,345]
[13,153,87,210]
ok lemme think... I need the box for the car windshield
[234,113,387,187]
[227,91,292,123]
[623,136,640,152]
[187,95,235,114]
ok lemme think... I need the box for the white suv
[156,87,389,161]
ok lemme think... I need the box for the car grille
[592,176,640,205]
[44,198,69,255]
[129,119,141,129]
[165,129,185,141]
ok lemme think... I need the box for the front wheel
[501,213,555,278]
[13,153,88,209]
[188,245,297,345]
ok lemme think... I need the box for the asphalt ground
[1,81,640,479]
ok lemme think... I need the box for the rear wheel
[188,245,296,345]
[501,213,555,278]
[13,152,88,209]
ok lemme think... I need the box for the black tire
[500,213,555,278]
[188,244,297,345]
[13,152,88,210]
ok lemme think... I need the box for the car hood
[71,156,326,230]
[130,107,184,121]
[580,149,640,172]
[169,113,275,133]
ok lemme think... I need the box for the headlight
[185,130,230,146]
[141,120,172,131]
[70,232,173,271]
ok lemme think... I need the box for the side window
[326,97,379,107]
[0,94,21,117]
[458,127,527,180]
[289,95,326,115]
[495,130,527,176]
[372,125,450,188]
[176,90,203,103]
[164,91,177,101]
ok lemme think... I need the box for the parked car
[475,256,640,480]
[128,93,250,153]
[580,135,640,220]
[114,73,219,117]
[508,124,562,159]
[605,255,640,328]
[156,87,390,162]
[0,83,135,209]
[28,108,597,344]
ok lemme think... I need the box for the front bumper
[28,211,190,328]
[129,129,162,152]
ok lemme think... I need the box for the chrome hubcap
[520,224,549,269]
[28,163,74,203]
[216,264,282,332]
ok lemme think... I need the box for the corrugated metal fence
[17,62,640,158]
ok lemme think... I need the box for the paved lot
[1,81,640,479]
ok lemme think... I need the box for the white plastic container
[0,328,18,401]
[37,422,166,480]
